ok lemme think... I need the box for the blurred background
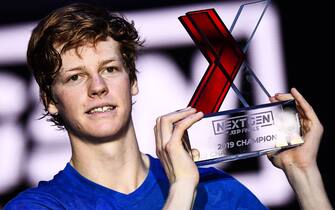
[0,0,333,209]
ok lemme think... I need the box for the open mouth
[86,105,116,114]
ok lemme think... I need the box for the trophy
[179,0,303,166]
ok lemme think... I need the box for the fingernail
[197,111,204,117]
[176,106,192,112]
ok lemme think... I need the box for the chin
[67,116,131,143]
[85,123,128,142]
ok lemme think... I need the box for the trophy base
[187,100,303,166]
[195,146,299,166]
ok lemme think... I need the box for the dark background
[0,0,334,209]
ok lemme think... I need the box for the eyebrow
[61,66,85,73]
[98,58,121,67]
[61,58,121,73]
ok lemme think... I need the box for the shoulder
[4,166,69,210]
[195,167,268,209]
[4,187,64,209]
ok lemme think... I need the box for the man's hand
[268,88,333,210]
[268,88,323,171]
[154,107,203,210]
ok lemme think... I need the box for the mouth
[86,105,116,115]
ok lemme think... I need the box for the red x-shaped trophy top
[179,9,245,114]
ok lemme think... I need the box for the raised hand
[268,88,333,210]
[268,88,323,171]
[154,107,203,210]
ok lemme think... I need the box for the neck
[69,120,149,194]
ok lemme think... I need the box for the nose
[88,75,109,98]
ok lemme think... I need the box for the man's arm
[154,107,203,210]
[268,88,333,210]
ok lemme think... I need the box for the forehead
[59,37,122,70]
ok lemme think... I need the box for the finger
[156,108,195,176]
[155,118,173,179]
[191,149,200,161]
[163,111,203,166]
[160,107,197,145]
[269,96,279,103]
[154,124,162,157]
[291,88,319,122]
[169,112,204,146]
[296,104,307,119]
[167,106,194,116]
[274,93,294,101]
[155,117,164,155]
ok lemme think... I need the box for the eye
[69,74,79,81]
[106,66,116,73]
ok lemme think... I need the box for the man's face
[48,37,138,142]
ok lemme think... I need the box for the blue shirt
[5,155,268,209]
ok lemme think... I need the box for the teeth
[89,106,114,114]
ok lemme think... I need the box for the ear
[43,92,59,115]
[131,80,139,96]
[47,100,59,115]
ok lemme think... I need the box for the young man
[4,3,332,210]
